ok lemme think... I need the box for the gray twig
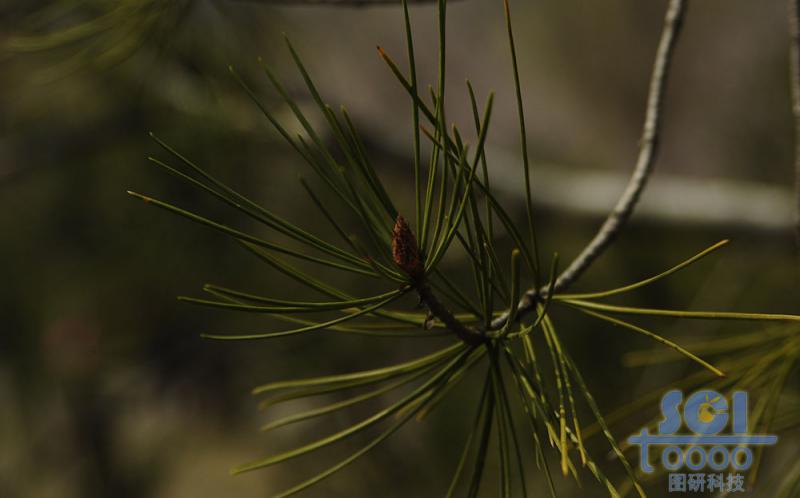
[788,0,800,245]
[489,0,687,331]
[551,0,686,292]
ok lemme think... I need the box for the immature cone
[392,216,425,280]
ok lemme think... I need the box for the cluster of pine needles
[127,0,800,496]
[605,324,800,497]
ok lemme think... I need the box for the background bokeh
[1,0,798,497]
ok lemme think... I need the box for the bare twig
[552,0,686,292]
[489,0,687,331]
[788,0,800,245]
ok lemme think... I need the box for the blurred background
[0,0,798,497]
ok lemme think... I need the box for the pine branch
[489,0,687,331]
[129,1,800,494]
[392,216,485,345]
[552,0,687,292]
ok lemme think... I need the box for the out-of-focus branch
[551,0,687,293]
[509,161,794,232]
[788,0,800,245]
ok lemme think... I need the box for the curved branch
[489,0,687,331]
[552,0,687,292]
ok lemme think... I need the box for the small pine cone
[392,215,425,280]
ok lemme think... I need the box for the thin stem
[402,0,423,232]
[392,216,486,345]
[487,0,687,332]
[503,0,541,286]
[416,282,485,346]
[552,0,686,292]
